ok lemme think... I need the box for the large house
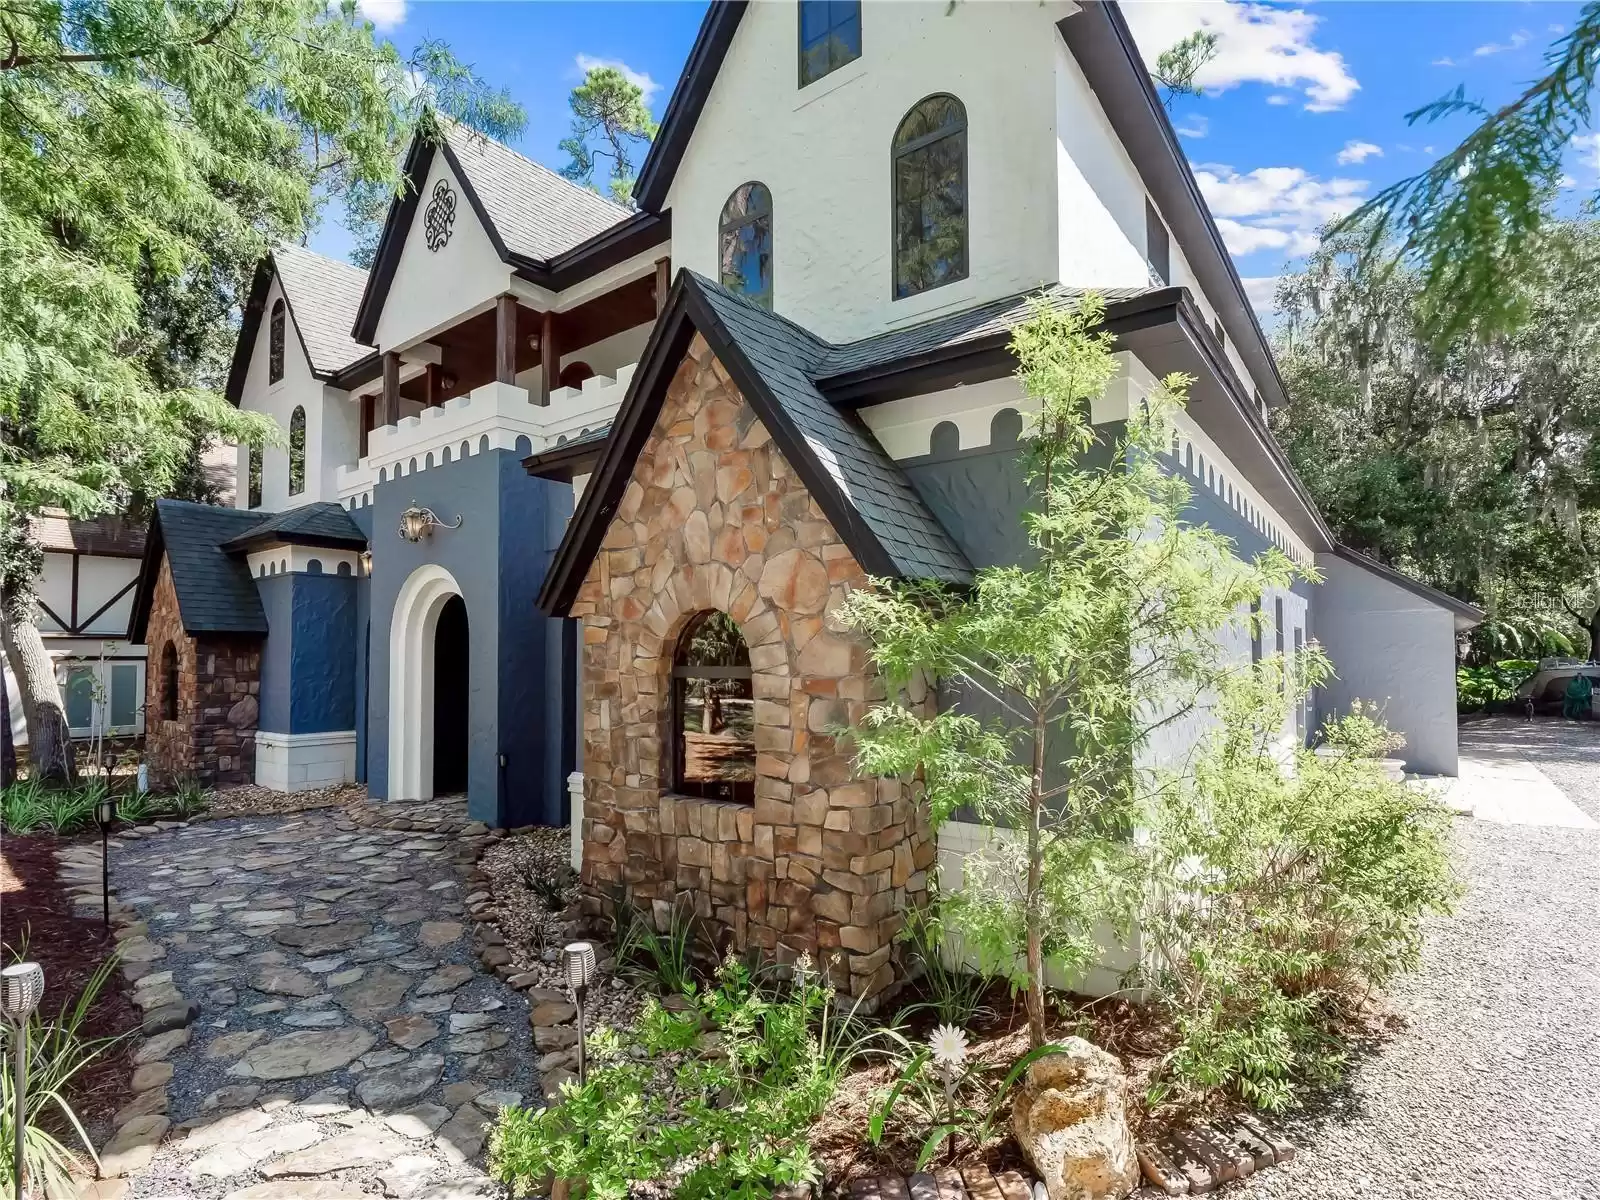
[129,0,1479,996]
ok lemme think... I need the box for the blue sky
[317,0,1600,319]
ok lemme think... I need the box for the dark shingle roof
[146,501,270,636]
[817,284,1160,381]
[690,276,972,585]
[444,122,632,261]
[219,502,367,553]
[273,246,371,375]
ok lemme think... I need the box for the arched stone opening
[388,563,466,801]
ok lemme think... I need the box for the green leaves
[559,65,657,206]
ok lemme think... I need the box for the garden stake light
[563,941,596,1086]
[2,962,45,1200]
[95,796,117,927]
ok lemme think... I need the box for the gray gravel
[1235,717,1600,1198]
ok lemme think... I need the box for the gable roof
[128,501,271,640]
[352,123,669,344]
[225,247,372,405]
[218,502,367,554]
[538,270,973,615]
[631,1,1288,412]
[31,512,146,559]
[1331,546,1485,628]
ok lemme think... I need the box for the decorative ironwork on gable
[424,180,457,251]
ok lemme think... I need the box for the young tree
[1340,3,1600,344]
[559,65,657,206]
[842,297,1300,1048]
[0,0,518,780]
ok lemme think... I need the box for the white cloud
[575,54,661,101]
[1336,140,1383,165]
[1574,133,1600,179]
[1240,275,1283,317]
[1176,113,1210,139]
[357,0,405,32]
[1473,30,1529,57]
[1559,173,1579,190]
[1123,1,1358,112]
[1549,24,1567,35]
[1195,165,1369,257]
[1432,56,1457,68]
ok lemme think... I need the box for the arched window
[288,406,306,496]
[248,444,262,509]
[893,94,968,300]
[161,642,179,721]
[719,183,773,309]
[671,611,755,804]
[269,298,286,385]
[558,361,595,390]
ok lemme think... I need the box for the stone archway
[388,563,465,801]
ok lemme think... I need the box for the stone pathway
[58,802,547,1200]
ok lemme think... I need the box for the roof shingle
[148,501,270,635]
[219,502,367,553]
[273,245,371,376]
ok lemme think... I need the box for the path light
[563,941,596,1086]
[95,795,117,927]
[2,962,45,1200]
[397,504,463,543]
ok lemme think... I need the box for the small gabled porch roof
[537,271,974,616]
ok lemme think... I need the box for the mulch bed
[0,831,138,1134]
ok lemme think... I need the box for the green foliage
[1457,659,1540,711]
[0,776,208,832]
[490,955,885,1199]
[0,944,123,1195]
[1154,30,1220,105]
[893,902,995,1029]
[1337,4,1600,344]
[1273,219,1600,660]
[612,897,706,996]
[558,65,657,205]
[1139,675,1459,1111]
[867,1038,1064,1168]
[842,295,1304,1046]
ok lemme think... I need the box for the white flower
[928,1024,969,1068]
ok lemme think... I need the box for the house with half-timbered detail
[128,0,1481,997]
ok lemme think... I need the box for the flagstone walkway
[64,803,540,1200]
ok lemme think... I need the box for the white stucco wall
[665,0,1068,342]
[1312,555,1460,776]
[374,150,514,354]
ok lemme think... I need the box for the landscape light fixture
[2,962,45,1200]
[563,941,596,1085]
[95,795,117,926]
[397,504,463,543]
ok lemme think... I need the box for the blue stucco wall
[290,570,358,733]
[257,573,295,734]
[363,445,573,827]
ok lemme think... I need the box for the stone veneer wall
[143,558,262,788]
[571,334,935,1001]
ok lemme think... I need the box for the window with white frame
[59,659,144,737]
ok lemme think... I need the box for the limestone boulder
[1011,1037,1139,1200]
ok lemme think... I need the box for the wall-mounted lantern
[398,504,463,543]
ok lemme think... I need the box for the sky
[316,0,1600,322]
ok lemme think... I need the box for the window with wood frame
[161,642,179,721]
[893,94,968,299]
[269,298,286,385]
[671,611,755,804]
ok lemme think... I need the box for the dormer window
[799,0,861,87]
[1145,199,1170,285]
[893,94,968,300]
[719,182,773,309]
[269,298,286,385]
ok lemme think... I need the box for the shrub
[611,896,707,996]
[0,947,123,1195]
[893,902,996,1029]
[491,954,888,1199]
[1139,667,1459,1110]
[1457,658,1539,711]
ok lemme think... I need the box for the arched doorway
[432,595,469,794]
[388,563,466,801]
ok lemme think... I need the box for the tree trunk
[0,612,75,785]
[1,661,15,788]
[1025,706,1046,1050]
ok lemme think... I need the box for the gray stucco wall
[363,446,573,826]
[1311,553,1460,776]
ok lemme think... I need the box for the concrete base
[255,729,358,792]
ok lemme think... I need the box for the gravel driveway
[1235,717,1600,1199]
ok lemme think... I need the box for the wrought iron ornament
[423,180,457,252]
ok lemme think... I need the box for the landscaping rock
[355,1054,445,1109]
[140,1000,199,1036]
[384,1103,452,1138]
[132,1028,190,1063]
[258,1126,408,1176]
[1012,1037,1140,1200]
[99,1115,170,1177]
[229,1028,377,1080]
[386,1014,442,1049]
